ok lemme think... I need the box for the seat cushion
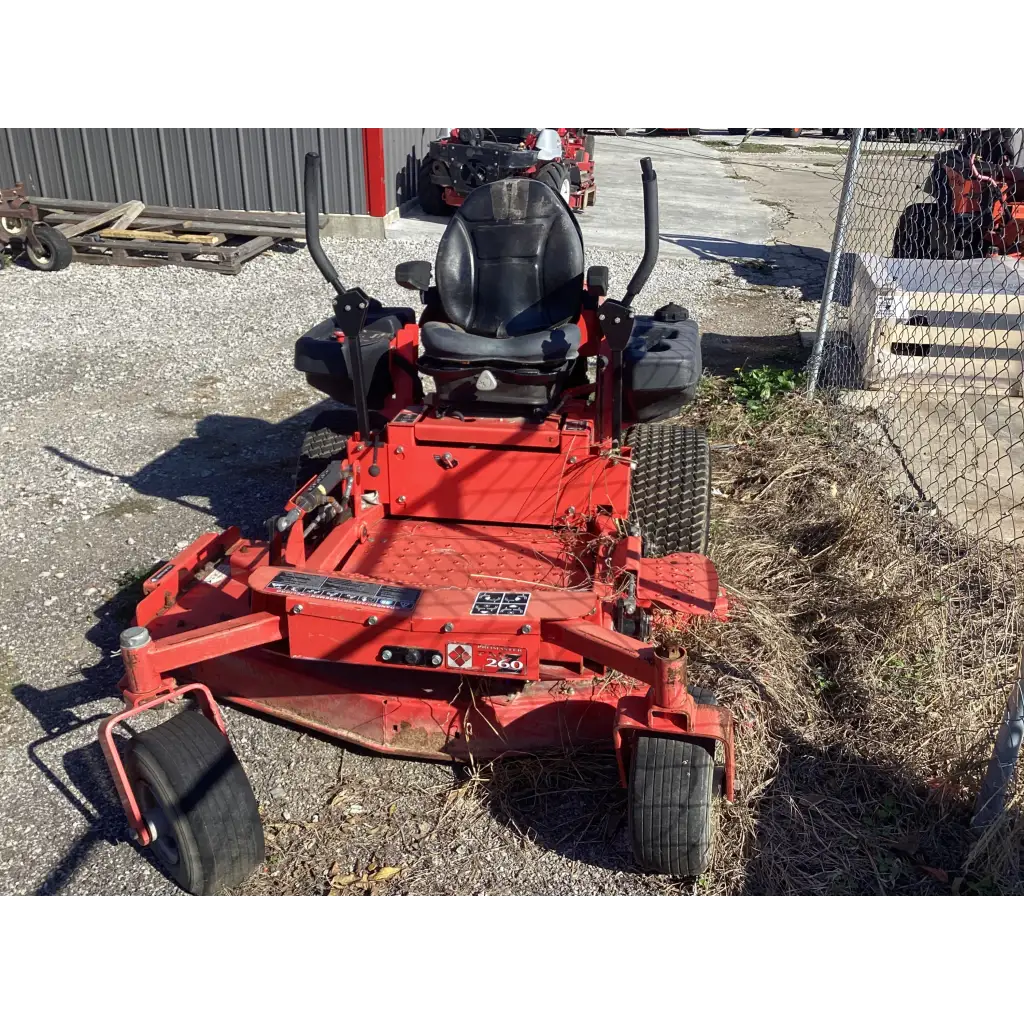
[421,321,581,366]
[435,176,584,337]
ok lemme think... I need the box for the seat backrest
[435,177,584,338]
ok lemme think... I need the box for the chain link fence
[808,128,1024,838]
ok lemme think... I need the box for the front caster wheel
[629,687,718,877]
[126,709,265,895]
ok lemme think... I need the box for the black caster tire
[125,709,264,895]
[25,223,73,271]
[629,686,719,877]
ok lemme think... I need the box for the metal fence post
[973,658,1024,829]
[806,128,865,396]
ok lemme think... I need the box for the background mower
[98,149,734,894]
[893,128,1023,259]
[418,128,595,215]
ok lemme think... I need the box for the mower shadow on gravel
[701,332,808,377]
[660,233,829,301]
[476,749,635,873]
[46,406,326,533]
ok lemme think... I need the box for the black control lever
[598,299,635,448]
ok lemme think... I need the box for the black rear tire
[626,424,711,556]
[629,687,718,877]
[25,223,73,271]
[417,158,449,216]
[126,709,264,895]
[822,128,838,137]
[295,408,358,488]
[892,203,981,259]
[535,161,571,203]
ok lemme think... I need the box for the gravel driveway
[0,228,808,895]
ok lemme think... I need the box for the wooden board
[43,211,307,239]
[31,195,324,231]
[110,201,145,230]
[58,200,145,239]
[98,228,226,245]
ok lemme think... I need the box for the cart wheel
[1,215,28,239]
[627,424,711,556]
[25,223,73,271]
[294,408,358,488]
[125,709,265,895]
[629,686,718,877]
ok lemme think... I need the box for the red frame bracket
[97,682,227,845]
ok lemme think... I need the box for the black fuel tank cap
[654,302,689,322]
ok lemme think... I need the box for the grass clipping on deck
[674,380,1022,894]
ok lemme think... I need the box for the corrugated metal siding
[382,128,444,210]
[0,128,366,215]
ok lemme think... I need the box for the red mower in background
[893,128,1024,259]
[418,128,596,214]
[99,151,734,894]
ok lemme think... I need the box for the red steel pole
[361,128,387,218]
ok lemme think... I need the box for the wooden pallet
[849,254,1024,393]
[28,195,320,274]
[69,233,277,274]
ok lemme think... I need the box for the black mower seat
[433,176,584,348]
[421,321,580,365]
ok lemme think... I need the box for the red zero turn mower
[99,153,734,894]
[419,128,596,215]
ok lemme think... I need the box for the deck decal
[446,643,473,669]
[267,571,420,611]
[470,591,531,616]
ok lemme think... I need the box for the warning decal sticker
[470,591,531,616]
[266,571,420,611]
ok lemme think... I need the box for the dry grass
[670,380,1023,893]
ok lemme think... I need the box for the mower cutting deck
[99,150,735,894]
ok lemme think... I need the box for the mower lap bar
[421,321,581,365]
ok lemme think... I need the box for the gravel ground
[0,236,808,895]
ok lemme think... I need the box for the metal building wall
[382,128,444,210]
[0,128,366,215]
